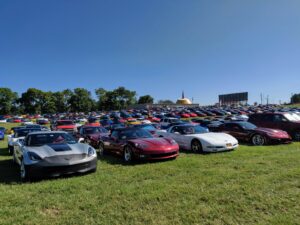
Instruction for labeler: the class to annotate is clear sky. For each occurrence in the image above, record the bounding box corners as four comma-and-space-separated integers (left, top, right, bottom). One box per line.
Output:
0, 0, 300, 105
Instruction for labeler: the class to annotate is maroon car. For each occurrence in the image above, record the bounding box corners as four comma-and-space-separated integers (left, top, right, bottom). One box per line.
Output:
249, 112, 300, 141
77, 126, 109, 149
215, 121, 291, 145
102, 127, 179, 162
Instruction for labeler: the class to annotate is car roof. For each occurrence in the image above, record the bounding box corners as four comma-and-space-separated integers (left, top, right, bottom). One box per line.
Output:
27, 131, 69, 135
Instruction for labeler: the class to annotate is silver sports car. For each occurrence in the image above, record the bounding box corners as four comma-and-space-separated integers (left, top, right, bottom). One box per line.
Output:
13, 131, 97, 181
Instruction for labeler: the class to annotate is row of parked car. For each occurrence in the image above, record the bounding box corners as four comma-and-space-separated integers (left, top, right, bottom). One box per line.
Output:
1, 105, 300, 181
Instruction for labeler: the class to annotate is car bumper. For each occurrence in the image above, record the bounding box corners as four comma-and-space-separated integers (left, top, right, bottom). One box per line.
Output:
268, 137, 292, 144
204, 144, 239, 152
26, 158, 97, 178
136, 151, 179, 160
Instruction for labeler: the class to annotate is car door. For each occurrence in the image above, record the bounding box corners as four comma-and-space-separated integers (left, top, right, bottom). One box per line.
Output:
222, 124, 245, 141
168, 126, 183, 146
104, 130, 119, 153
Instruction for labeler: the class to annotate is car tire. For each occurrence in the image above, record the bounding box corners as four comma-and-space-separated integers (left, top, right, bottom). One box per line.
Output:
20, 160, 31, 182
251, 134, 266, 146
293, 131, 300, 142
12, 151, 17, 164
191, 139, 203, 153
8, 146, 13, 155
98, 142, 105, 156
123, 145, 133, 163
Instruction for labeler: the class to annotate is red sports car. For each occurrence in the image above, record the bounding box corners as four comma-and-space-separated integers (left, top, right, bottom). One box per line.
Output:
215, 121, 292, 145
51, 120, 77, 134
102, 127, 179, 162
77, 126, 109, 149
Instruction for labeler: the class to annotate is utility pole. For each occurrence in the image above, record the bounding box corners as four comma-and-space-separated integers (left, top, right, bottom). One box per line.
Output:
260, 93, 263, 105
266, 95, 269, 105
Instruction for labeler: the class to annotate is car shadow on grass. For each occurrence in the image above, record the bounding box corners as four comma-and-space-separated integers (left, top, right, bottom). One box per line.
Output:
0, 148, 20, 184
98, 152, 177, 166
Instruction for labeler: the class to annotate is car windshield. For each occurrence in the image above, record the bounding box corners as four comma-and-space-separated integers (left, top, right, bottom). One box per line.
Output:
170, 119, 181, 123
119, 129, 153, 140
83, 127, 108, 134
57, 121, 74, 125
26, 125, 41, 129
135, 125, 155, 131
177, 125, 208, 135
284, 113, 300, 122
239, 122, 257, 130
15, 129, 41, 138
28, 133, 77, 146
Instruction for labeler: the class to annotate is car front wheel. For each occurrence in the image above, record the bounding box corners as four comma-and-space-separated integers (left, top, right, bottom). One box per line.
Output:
123, 146, 133, 163
251, 134, 266, 146
98, 142, 105, 156
20, 160, 30, 182
191, 140, 203, 153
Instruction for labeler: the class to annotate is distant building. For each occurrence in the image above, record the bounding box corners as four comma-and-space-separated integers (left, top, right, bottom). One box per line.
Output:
176, 91, 192, 105
129, 91, 198, 109
219, 92, 248, 106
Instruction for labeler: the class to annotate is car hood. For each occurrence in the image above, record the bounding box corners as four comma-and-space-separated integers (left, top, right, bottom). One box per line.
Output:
25, 143, 90, 158
255, 127, 289, 137
129, 138, 177, 150
57, 125, 75, 129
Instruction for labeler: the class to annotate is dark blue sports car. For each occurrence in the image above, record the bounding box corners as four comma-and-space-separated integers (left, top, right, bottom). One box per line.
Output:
0, 127, 5, 140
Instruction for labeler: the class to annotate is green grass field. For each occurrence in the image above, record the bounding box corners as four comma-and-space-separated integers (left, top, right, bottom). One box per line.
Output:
0, 124, 300, 225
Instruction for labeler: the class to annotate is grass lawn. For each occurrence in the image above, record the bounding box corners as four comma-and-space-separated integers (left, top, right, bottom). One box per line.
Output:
0, 127, 300, 224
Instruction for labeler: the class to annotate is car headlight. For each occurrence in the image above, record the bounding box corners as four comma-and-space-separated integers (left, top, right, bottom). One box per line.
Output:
134, 143, 148, 148
170, 139, 177, 145
28, 152, 42, 161
88, 147, 96, 157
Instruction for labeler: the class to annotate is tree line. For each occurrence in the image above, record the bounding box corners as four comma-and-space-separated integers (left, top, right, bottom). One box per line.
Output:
0, 87, 170, 114
291, 93, 300, 104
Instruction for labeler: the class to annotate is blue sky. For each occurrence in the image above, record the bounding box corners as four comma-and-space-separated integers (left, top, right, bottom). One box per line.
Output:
0, 0, 300, 105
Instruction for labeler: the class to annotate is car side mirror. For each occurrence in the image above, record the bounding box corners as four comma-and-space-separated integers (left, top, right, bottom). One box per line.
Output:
18, 139, 25, 146
78, 138, 85, 143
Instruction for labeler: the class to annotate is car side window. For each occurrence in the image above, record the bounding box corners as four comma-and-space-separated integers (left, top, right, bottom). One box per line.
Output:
225, 124, 234, 130
111, 131, 119, 139
170, 127, 177, 133
261, 114, 273, 122
273, 115, 286, 122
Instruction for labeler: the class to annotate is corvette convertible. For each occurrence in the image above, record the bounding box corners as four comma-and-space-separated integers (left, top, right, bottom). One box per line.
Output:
102, 127, 179, 162
13, 131, 97, 181
214, 121, 292, 145
157, 124, 238, 153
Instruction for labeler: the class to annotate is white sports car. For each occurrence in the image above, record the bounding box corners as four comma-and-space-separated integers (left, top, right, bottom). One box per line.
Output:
157, 124, 239, 153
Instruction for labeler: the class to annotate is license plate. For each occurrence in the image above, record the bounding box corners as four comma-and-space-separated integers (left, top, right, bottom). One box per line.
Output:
226, 143, 232, 148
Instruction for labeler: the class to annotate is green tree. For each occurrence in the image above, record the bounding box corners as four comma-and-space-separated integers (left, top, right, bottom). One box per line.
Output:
53, 89, 73, 113
157, 99, 174, 104
19, 88, 45, 114
40, 92, 56, 114
95, 87, 137, 110
69, 88, 94, 112
138, 95, 154, 104
0, 88, 18, 114
291, 93, 300, 104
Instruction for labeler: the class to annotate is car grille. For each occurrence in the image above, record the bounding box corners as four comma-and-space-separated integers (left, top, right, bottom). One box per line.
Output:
149, 151, 178, 158
39, 161, 95, 175
44, 154, 87, 164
